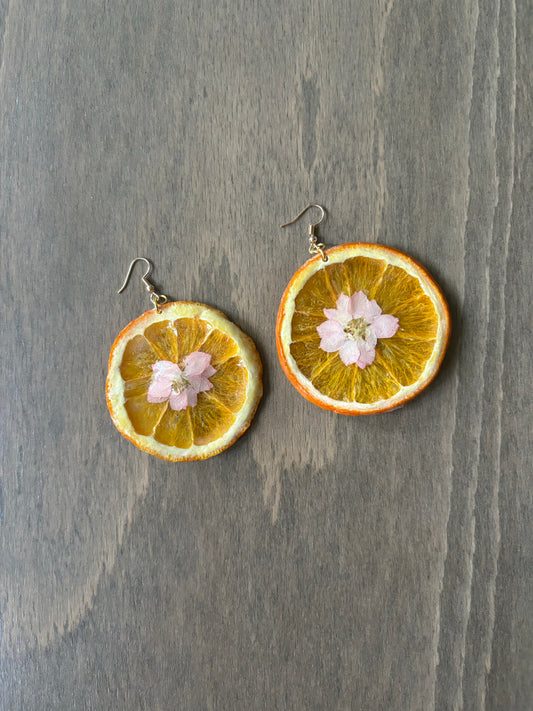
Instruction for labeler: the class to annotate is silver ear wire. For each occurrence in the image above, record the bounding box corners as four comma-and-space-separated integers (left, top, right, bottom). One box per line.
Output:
281, 204, 328, 262
118, 257, 168, 313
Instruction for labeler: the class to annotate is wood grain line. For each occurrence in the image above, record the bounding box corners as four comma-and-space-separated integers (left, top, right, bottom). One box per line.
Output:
435, 0, 508, 708
462, 1, 517, 707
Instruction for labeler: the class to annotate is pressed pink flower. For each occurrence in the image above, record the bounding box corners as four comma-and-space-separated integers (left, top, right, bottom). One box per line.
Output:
147, 351, 216, 411
317, 292, 399, 368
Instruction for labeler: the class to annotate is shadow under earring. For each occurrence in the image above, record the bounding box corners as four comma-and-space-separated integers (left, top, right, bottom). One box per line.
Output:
276, 205, 450, 414
107, 258, 262, 460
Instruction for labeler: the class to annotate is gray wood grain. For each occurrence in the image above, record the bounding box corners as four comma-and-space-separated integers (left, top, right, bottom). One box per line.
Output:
1, 0, 531, 709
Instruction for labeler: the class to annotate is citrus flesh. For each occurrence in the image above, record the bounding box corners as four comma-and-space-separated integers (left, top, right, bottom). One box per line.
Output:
107, 302, 262, 460
276, 243, 450, 414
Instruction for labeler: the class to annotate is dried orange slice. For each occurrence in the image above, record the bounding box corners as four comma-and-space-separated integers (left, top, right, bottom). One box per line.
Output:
107, 302, 262, 460
276, 243, 450, 414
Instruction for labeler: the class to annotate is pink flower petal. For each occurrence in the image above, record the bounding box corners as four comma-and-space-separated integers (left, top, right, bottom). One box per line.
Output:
169, 389, 190, 411
183, 351, 213, 376
372, 313, 399, 338
152, 360, 181, 378
349, 291, 382, 321
184, 388, 199, 408
147, 362, 179, 403
317, 321, 348, 352
317, 319, 345, 337
338, 340, 361, 366
364, 328, 378, 348
336, 293, 351, 312
147, 377, 173, 403
320, 333, 348, 352
318, 319, 343, 334
324, 293, 353, 324
347, 291, 367, 317
356, 341, 376, 368
187, 374, 214, 393
323, 308, 351, 326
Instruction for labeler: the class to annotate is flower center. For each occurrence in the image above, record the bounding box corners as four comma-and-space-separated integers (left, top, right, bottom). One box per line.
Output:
344, 317, 369, 341
171, 372, 190, 395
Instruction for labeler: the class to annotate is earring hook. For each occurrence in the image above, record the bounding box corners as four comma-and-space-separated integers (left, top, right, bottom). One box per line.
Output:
117, 257, 168, 313
118, 257, 153, 294
281, 204, 328, 262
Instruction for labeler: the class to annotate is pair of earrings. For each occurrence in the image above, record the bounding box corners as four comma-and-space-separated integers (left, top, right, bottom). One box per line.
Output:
106, 204, 450, 461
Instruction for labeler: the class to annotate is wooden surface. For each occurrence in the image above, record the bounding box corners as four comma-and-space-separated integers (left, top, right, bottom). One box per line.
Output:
1, 1, 531, 709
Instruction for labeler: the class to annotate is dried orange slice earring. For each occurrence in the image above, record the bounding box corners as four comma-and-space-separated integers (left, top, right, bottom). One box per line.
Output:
276, 205, 450, 414
107, 258, 262, 460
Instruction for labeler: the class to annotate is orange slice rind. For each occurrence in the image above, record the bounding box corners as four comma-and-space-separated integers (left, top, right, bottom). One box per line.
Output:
276, 243, 450, 414
107, 302, 262, 460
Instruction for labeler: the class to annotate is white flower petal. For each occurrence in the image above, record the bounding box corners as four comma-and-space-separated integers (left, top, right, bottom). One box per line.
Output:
365, 328, 378, 348
337, 293, 351, 311
356, 342, 376, 368
317, 319, 344, 337
317, 323, 348, 352
372, 314, 399, 338
338, 340, 361, 366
